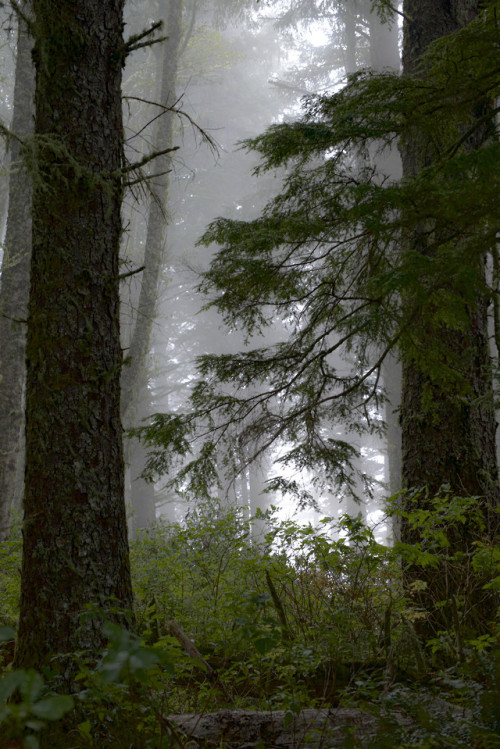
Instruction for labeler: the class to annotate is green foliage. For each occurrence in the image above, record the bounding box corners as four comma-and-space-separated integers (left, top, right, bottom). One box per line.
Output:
0, 512, 22, 631
135, 1, 500, 504
0, 499, 499, 745
0, 668, 74, 748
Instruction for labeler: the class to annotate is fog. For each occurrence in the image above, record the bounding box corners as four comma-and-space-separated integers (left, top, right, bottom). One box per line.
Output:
117, 0, 402, 542
0, 0, 402, 542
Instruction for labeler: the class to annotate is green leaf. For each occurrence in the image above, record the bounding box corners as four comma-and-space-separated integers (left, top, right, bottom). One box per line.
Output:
23, 736, 39, 749
78, 719, 92, 740
0, 625, 15, 643
31, 694, 74, 720
20, 671, 44, 705
0, 670, 28, 703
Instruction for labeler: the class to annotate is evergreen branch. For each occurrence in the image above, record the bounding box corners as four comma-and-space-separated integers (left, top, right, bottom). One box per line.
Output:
123, 21, 166, 56
124, 95, 219, 156
444, 103, 500, 160
123, 170, 172, 188
117, 146, 179, 177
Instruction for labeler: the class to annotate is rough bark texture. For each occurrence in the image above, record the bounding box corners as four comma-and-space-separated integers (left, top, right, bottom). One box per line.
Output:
401, 0, 499, 503
15, 0, 133, 670
399, 0, 499, 625
0, 8, 34, 542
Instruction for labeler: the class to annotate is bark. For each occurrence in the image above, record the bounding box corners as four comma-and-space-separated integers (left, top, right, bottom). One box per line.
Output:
15, 0, 133, 670
399, 0, 500, 626
0, 7, 34, 542
401, 0, 499, 503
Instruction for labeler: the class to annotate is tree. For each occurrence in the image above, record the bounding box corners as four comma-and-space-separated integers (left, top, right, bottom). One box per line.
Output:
137, 2, 500, 620
14, 0, 133, 670
397, 0, 500, 627
399, 2, 499, 504
121, 0, 184, 535
0, 4, 34, 542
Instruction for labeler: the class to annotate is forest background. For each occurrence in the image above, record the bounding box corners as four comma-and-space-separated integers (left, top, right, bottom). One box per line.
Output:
0, 0, 499, 747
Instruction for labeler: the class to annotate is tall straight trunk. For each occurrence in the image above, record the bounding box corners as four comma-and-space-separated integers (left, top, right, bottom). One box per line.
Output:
367, 5, 402, 536
129, 395, 157, 534
0, 7, 34, 542
249, 452, 273, 540
121, 0, 182, 418
15, 0, 133, 670
399, 0, 499, 627
121, 0, 184, 533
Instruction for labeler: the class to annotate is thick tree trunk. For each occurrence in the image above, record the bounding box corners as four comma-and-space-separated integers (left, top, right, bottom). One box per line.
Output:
15, 0, 133, 670
0, 7, 34, 542
399, 0, 499, 626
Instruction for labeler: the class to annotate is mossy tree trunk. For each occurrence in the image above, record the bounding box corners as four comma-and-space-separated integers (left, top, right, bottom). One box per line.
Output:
0, 6, 34, 542
400, 0, 500, 628
15, 0, 133, 670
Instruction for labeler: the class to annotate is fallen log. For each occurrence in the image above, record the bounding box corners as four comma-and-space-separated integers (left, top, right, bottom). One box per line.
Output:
166, 706, 406, 747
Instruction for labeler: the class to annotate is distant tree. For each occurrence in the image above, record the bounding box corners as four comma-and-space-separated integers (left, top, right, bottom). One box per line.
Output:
121, 0, 184, 535
14, 0, 133, 670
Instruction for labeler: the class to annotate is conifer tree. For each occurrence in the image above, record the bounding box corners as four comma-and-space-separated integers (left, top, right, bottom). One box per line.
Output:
15, 0, 133, 669
137, 3, 500, 625
397, 0, 500, 628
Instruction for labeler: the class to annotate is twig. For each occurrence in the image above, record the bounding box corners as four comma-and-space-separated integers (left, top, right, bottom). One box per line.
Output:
119, 265, 145, 281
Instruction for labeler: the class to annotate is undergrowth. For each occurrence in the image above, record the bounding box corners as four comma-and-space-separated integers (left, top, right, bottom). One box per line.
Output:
0, 496, 499, 747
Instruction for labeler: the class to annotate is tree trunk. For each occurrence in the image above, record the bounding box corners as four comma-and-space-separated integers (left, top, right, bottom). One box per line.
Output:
15, 0, 133, 671
0, 6, 34, 542
129, 392, 157, 535
399, 0, 500, 627
249, 451, 273, 541
121, 0, 182, 421
121, 0, 184, 535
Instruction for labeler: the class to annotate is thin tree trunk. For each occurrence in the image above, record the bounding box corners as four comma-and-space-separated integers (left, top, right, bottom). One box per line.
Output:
121, 0, 183, 421
130, 394, 157, 534
366, 9, 402, 537
121, 0, 184, 535
249, 452, 273, 540
15, 0, 133, 670
0, 6, 34, 542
